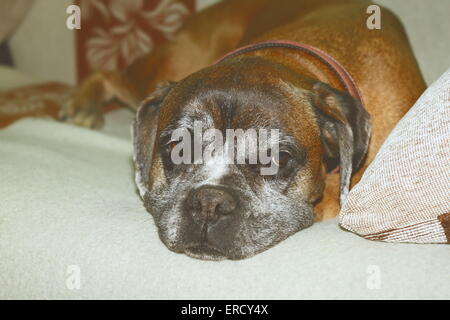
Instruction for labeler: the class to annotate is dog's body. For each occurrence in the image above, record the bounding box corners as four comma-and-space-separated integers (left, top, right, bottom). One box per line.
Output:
62, 0, 426, 259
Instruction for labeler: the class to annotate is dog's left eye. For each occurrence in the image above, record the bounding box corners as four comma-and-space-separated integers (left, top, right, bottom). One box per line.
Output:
273, 151, 292, 168
272, 151, 292, 169
247, 150, 294, 176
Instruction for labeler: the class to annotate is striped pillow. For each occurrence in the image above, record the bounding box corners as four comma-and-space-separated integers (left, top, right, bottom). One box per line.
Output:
339, 68, 450, 243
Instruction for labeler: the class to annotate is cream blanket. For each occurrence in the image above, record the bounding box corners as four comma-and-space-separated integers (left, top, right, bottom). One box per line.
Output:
0, 113, 449, 299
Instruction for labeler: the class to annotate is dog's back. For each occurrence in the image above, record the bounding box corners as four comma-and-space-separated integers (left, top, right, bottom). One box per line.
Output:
240, 0, 425, 152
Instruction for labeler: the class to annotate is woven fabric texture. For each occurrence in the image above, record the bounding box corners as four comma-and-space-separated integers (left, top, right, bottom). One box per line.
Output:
339, 68, 450, 243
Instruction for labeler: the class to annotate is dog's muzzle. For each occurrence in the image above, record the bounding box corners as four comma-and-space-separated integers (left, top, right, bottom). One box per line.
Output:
180, 185, 241, 259
187, 185, 238, 226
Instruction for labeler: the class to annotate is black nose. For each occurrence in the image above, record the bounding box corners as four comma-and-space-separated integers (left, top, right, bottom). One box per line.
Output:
189, 186, 237, 224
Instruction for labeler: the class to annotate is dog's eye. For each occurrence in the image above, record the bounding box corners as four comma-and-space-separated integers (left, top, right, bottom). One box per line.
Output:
166, 140, 182, 154
167, 141, 178, 151
273, 151, 292, 168
162, 140, 182, 172
247, 150, 294, 176
164, 139, 194, 166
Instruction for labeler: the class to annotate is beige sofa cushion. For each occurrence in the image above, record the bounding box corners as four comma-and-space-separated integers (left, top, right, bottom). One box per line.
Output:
9, 0, 76, 84
0, 0, 33, 42
339, 68, 450, 243
1, 115, 449, 299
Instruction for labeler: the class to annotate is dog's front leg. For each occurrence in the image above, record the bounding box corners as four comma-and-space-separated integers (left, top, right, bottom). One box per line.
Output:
314, 172, 340, 221
59, 70, 141, 129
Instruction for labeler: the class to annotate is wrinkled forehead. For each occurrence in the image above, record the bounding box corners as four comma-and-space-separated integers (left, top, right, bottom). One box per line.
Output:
157, 59, 320, 149
160, 85, 290, 134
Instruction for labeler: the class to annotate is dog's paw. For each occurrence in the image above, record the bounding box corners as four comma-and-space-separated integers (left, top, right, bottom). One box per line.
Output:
59, 98, 105, 129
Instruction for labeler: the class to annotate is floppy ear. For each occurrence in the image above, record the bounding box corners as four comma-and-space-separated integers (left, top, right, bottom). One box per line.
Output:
311, 82, 371, 205
132, 82, 175, 199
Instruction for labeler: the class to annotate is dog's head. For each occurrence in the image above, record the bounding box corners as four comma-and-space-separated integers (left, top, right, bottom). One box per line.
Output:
133, 56, 370, 260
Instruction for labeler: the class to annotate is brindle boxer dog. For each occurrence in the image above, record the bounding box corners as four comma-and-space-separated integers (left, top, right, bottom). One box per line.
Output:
60, 0, 426, 260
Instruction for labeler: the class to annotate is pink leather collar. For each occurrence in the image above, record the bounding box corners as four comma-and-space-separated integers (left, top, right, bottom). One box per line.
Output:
215, 40, 365, 109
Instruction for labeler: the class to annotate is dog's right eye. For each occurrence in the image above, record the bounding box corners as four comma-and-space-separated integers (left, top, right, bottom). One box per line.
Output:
167, 141, 179, 152
161, 140, 181, 172
162, 138, 195, 169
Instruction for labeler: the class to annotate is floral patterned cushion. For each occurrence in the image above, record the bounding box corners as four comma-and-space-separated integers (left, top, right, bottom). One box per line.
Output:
76, 0, 195, 81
